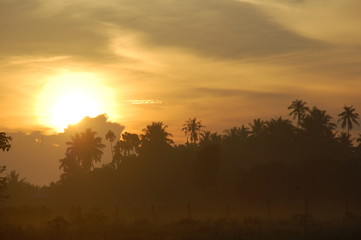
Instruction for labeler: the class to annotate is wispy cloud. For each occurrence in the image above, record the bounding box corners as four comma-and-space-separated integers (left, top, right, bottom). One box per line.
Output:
193, 87, 290, 99
126, 100, 162, 105
237, 0, 361, 46
0, 0, 322, 63
8, 56, 70, 65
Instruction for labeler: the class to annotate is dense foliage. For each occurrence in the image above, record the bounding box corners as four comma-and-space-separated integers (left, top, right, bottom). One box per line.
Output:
2, 101, 361, 234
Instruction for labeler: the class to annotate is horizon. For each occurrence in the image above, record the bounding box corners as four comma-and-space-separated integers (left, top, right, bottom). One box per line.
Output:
1, 100, 361, 186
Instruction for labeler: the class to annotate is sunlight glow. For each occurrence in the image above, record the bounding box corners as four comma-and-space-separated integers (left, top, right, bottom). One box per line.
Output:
36, 72, 116, 132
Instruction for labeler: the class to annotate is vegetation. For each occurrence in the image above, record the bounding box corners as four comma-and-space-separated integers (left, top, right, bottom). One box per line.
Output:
2, 100, 361, 239
338, 105, 360, 135
0, 132, 12, 152
288, 99, 309, 128
182, 117, 205, 144
105, 130, 116, 158
59, 128, 105, 179
0, 132, 12, 200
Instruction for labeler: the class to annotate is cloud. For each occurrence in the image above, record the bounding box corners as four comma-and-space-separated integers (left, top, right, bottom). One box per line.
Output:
237, 0, 361, 46
125, 100, 162, 105
0, 0, 112, 62
2, 115, 124, 185
99, 0, 322, 59
0, 0, 322, 63
193, 87, 291, 99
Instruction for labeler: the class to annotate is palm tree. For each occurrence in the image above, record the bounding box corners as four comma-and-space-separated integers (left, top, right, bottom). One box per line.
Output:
65, 128, 105, 172
249, 118, 266, 137
105, 130, 116, 157
4, 170, 32, 201
199, 131, 222, 146
288, 99, 310, 128
115, 139, 133, 158
265, 117, 295, 139
59, 153, 82, 178
141, 122, 174, 146
111, 132, 140, 169
112, 141, 123, 169
301, 107, 336, 139
6, 170, 26, 185
181, 117, 205, 144
223, 125, 250, 142
139, 122, 174, 158
336, 132, 354, 151
337, 105, 359, 136
121, 132, 140, 155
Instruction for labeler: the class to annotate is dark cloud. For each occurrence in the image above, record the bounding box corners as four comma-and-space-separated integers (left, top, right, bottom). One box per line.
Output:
0, 0, 323, 62
63, 114, 124, 140
100, 0, 323, 59
1, 115, 124, 185
0, 0, 112, 61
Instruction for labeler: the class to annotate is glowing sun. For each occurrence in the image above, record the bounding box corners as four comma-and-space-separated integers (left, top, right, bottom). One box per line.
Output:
36, 72, 116, 132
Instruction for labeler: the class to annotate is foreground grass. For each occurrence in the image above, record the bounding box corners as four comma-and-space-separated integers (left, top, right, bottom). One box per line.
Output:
1, 209, 361, 240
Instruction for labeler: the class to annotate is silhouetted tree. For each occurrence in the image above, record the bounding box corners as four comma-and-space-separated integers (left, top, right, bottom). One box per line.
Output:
6, 170, 26, 185
59, 153, 82, 179
223, 125, 249, 144
182, 117, 205, 144
336, 132, 354, 157
194, 143, 221, 191
264, 117, 296, 161
194, 130, 222, 192
105, 130, 116, 157
5, 170, 29, 198
249, 118, 266, 137
117, 140, 131, 157
288, 99, 309, 128
199, 131, 222, 147
3, 170, 39, 206
121, 132, 140, 156
112, 141, 123, 169
0, 132, 11, 200
301, 107, 336, 139
266, 117, 295, 138
0, 132, 12, 152
61, 128, 105, 175
0, 167, 6, 201
6, 101, 361, 218
299, 107, 337, 159
141, 122, 173, 149
111, 132, 140, 169
337, 105, 359, 136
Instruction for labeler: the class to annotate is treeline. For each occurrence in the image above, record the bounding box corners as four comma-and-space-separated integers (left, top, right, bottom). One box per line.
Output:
2, 100, 361, 219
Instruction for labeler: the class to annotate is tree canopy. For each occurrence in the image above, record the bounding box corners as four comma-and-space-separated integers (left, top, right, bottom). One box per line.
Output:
60, 128, 105, 178
338, 105, 359, 135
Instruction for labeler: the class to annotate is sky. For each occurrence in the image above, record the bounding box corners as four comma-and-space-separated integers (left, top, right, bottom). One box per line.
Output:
1, 0, 361, 184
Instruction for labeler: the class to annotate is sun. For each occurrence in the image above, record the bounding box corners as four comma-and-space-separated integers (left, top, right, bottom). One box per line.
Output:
36, 72, 116, 132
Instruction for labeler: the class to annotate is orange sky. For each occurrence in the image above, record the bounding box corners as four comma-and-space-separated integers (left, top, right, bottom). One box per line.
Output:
1, 0, 361, 184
